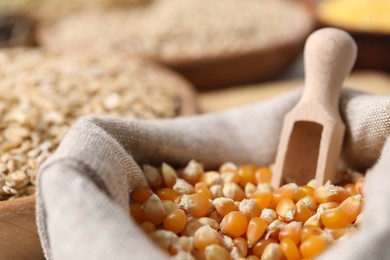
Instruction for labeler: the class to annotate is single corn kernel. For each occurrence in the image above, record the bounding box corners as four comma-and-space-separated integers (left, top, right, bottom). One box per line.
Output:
180, 193, 211, 218
140, 221, 156, 233
233, 237, 248, 257
325, 224, 357, 240
339, 195, 363, 222
142, 194, 165, 225
218, 233, 234, 251
306, 179, 318, 189
162, 200, 177, 217
245, 182, 258, 198
239, 199, 262, 221
219, 162, 238, 173
221, 171, 240, 184
209, 209, 223, 223
254, 167, 273, 184
321, 207, 349, 229
213, 197, 238, 217
276, 198, 296, 222
131, 187, 153, 204
143, 165, 162, 189
272, 183, 298, 207
198, 217, 219, 230
294, 200, 314, 223
304, 213, 323, 228
195, 182, 214, 199
181, 219, 204, 237
129, 203, 143, 224
318, 201, 339, 211
204, 244, 231, 260
209, 184, 223, 198
260, 208, 277, 225
294, 185, 315, 201
300, 225, 324, 241
163, 208, 187, 234
344, 183, 359, 196
252, 238, 278, 258
150, 230, 178, 251
261, 243, 282, 260
200, 171, 222, 187
299, 235, 330, 258
280, 238, 301, 260
161, 162, 178, 188
173, 178, 195, 195
183, 160, 203, 184
194, 225, 220, 251
298, 195, 318, 211
170, 236, 194, 254
230, 246, 242, 259
265, 219, 287, 240
246, 217, 267, 248
238, 164, 258, 188
222, 183, 245, 201
251, 183, 273, 209
220, 211, 248, 238
156, 188, 179, 202
278, 222, 302, 245
313, 181, 349, 204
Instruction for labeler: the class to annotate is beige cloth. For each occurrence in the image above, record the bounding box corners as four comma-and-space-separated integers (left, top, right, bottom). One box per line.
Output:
36, 88, 390, 260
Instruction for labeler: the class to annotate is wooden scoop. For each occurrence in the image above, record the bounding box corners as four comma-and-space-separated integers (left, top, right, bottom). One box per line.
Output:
272, 28, 357, 188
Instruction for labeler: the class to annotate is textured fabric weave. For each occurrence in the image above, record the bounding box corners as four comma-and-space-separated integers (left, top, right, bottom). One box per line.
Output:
36, 88, 390, 260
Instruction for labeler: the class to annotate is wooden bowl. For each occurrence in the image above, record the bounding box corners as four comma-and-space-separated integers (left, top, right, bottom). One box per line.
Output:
0, 59, 197, 259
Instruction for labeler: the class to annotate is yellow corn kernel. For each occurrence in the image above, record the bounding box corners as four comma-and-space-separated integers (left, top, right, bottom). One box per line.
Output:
298, 195, 318, 211
198, 217, 219, 230
170, 236, 194, 255
252, 238, 278, 258
339, 195, 363, 223
344, 183, 359, 196
204, 244, 231, 260
219, 162, 238, 173
299, 235, 330, 258
183, 160, 203, 184
280, 238, 301, 260
129, 203, 143, 224
209, 184, 223, 198
161, 162, 177, 188
195, 182, 214, 199
181, 219, 203, 237
221, 171, 240, 184
276, 198, 296, 222
260, 208, 277, 225
250, 183, 273, 209
304, 213, 323, 228
254, 167, 273, 184
156, 188, 179, 202
355, 178, 364, 195
233, 237, 248, 257
222, 183, 245, 201
142, 194, 165, 225
294, 200, 314, 223
194, 225, 220, 251
321, 207, 349, 229
200, 171, 222, 187
220, 211, 248, 238
278, 221, 302, 245
238, 164, 258, 188
143, 165, 162, 189
239, 199, 262, 221
162, 200, 177, 217
140, 221, 156, 233
318, 201, 339, 212
179, 193, 211, 218
265, 219, 287, 240
150, 230, 179, 251
213, 197, 238, 217
300, 225, 324, 242
294, 185, 315, 201
272, 183, 298, 207
163, 208, 187, 234
209, 209, 223, 223
313, 181, 349, 204
245, 182, 257, 198
246, 217, 267, 248
130, 186, 153, 205
173, 178, 195, 195
325, 224, 357, 240
261, 243, 282, 260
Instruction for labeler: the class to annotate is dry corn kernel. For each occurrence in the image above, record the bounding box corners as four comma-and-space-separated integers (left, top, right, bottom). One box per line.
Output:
233, 237, 248, 257
163, 208, 187, 234
298, 195, 318, 211
239, 199, 262, 221
221, 171, 240, 184
183, 160, 203, 184
272, 183, 298, 207
276, 198, 296, 222
318, 201, 339, 211
321, 207, 349, 229
129, 203, 143, 224
294, 200, 314, 223
245, 182, 258, 198
200, 171, 222, 187
173, 178, 195, 195
213, 197, 238, 217
246, 217, 267, 248
313, 182, 349, 204
156, 187, 179, 202
238, 164, 258, 188
344, 183, 359, 196
222, 183, 245, 201
143, 165, 162, 189
278, 222, 302, 245
218, 233, 234, 251
131, 186, 153, 204
325, 224, 357, 240
254, 167, 273, 184
194, 225, 220, 251
266, 219, 287, 240
198, 217, 219, 230
280, 238, 301, 260
179, 193, 211, 218
219, 162, 238, 173
294, 185, 315, 202
140, 221, 156, 233
209, 209, 223, 223
247, 255, 260, 260
220, 211, 248, 238
171, 236, 194, 254
339, 195, 363, 223
162, 200, 177, 217
304, 213, 323, 228
252, 238, 278, 258
251, 184, 273, 209
161, 162, 178, 188
355, 178, 364, 195
261, 243, 282, 260
300, 225, 324, 242
142, 194, 165, 225
204, 244, 231, 260
195, 182, 214, 199
150, 230, 178, 251
299, 235, 330, 258
209, 184, 223, 198
260, 208, 277, 225
181, 219, 203, 237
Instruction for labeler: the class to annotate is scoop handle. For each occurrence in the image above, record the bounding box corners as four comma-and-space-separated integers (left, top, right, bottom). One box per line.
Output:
301, 28, 357, 112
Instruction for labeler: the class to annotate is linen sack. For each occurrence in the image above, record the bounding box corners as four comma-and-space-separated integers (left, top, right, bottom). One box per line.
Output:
36, 88, 390, 260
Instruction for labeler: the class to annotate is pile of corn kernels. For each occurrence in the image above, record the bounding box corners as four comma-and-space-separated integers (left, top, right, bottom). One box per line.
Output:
130, 160, 364, 260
